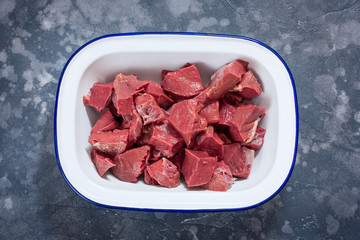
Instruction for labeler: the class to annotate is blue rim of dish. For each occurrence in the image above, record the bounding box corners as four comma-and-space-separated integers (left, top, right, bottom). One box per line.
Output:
54, 32, 299, 212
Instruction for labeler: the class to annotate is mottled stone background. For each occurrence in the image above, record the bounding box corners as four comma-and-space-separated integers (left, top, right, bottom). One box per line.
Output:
1, 0, 359, 239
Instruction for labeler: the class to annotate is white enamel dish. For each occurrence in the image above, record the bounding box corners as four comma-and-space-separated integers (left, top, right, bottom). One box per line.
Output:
54, 33, 298, 211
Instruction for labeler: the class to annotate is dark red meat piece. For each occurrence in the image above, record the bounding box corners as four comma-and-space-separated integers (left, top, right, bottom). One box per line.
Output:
88, 129, 128, 156
205, 60, 248, 100
145, 158, 180, 188
137, 124, 153, 146
144, 168, 159, 185
144, 81, 174, 109
181, 149, 217, 187
90, 150, 115, 176
161, 63, 192, 80
217, 132, 232, 144
91, 110, 119, 134
169, 149, 185, 171
161, 64, 203, 101
243, 127, 266, 150
134, 93, 166, 125
169, 99, 207, 146
232, 70, 262, 100
83, 82, 113, 112
218, 99, 237, 127
223, 143, 255, 178
201, 161, 235, 191
223, 92, 243, 106
148, 120, 184, 158
228, 104, 266, 143
193, 126, 224, 159
111, 145, 151, 182
198, 100, 220, 124
112, 74, 136, 115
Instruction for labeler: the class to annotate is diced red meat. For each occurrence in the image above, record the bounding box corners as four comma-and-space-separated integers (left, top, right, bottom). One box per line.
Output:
217, 132, 232, 144
144, 81, 174, 109
232, 70, 262, 100
193, 126, 224, 159
90, 150, 115, 176
161, 64, 203, 101
90, 110, 119, 134
148, 120, 184, 158
111, 145, 151, 182
145, 158, 180, 188
218, 99, 237, 127
228, 104, 266, 143
137, 124, 153, 146
169, 149, 185, 171
198, 100, 220, 124
134, 93, 166, 125
108, 102, 121, 117
161, 63, 192, 80
223, 143, 255, 178
244, 127, 266, 150
88, 129, 129, 156
205, 60, 248, 100
112, 73, 136, 115
169, 99, 207, 146
223, 92, 243, 106
121, 109, 143, 146
144, 168, 159, 185
83, 82, 113, 112
201, 161, 235, 191
181, 149, 217, 187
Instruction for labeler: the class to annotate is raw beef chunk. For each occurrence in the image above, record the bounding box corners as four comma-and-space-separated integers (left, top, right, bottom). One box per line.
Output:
228, 104, 266, 143
90, 150, 115, 176
244, 127, 266, 150
88, 129, 129, 156
193, 126, 224, 159
205, 60, 248, 100
144, 81, 174, 109
201, 161, 235, 191
145, 158, 180, 188
111, 145, 151, 182
217, 132, 232, 144
148, 120, 184, 158
181, 149, 217, 187
90, 110, 119, 134
169, 99, 207, 146
223, 92, 243, 106
198, 100, 220, 124
112, 73, 136, 115
169, 149, 185, 171
218, 99, 237, 127
83, 82, 113, 112
121, 108, 143, 146
232, 70, 262, 100
161, 64, 203, 101
223, 143, 255, 178
134, 93, 166, 125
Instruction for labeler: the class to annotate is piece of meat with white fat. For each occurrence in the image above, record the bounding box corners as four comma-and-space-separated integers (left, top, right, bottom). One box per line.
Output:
90, 150, 116, 176
90, 110, 119, 134
201, 161, 235, 191
169, 99, 207, 146
232, 70, 262, 100
88, 129, 128, 156
134, 93, 166, 125
181, 149, 217, 187
148, 120, 184, 159
161, 64, 203, 101
83, 82, 113, 112
111, 145, 151, 182
228, 104, 266, 143
193, 126, 224, 159
223, 143, 255, 178
243, 127, 266, 150
144, 158, 180, 188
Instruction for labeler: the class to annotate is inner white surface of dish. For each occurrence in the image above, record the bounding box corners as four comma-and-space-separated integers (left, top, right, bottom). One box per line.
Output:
56, 34, 297, 210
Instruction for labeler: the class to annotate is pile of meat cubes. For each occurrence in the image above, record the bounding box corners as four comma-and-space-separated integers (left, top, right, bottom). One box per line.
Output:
83, 60, 266, 191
